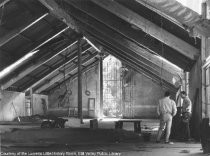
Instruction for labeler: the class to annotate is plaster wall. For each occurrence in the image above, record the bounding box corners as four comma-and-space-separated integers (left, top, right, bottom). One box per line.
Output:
0, 90, 25, 121
123, 71, 171, 119
32, 94, 48, 115
48, 65, 99, 118
48, 62, 176, 119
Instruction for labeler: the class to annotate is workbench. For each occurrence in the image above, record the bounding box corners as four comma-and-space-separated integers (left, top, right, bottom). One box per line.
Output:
115, 119, 142, 133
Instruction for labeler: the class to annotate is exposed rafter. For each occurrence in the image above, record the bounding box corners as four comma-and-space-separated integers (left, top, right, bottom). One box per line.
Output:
138, 0, 210, 37
0, 0, 10, 7
91, 0, 200, 60
0, 40, 79, 90
89, 31, 175, 85
26, 74, 39, 80
0, 26, 69, 81
44, 58, 99, 94
0, 0, 190, 94
42, 64, 55, 70
66, 0, 184, 74
0, 49, 14, 61
0, 13, 49, 47
34, 52, 98, 93
24, 45, 93, 92
58, 3, 178, 86
134, 0, 184, 29
85, 34, 177, 93
38, 0, 79, 32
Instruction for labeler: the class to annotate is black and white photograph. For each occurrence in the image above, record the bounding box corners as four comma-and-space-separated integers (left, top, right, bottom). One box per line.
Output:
0, 0, 209, 155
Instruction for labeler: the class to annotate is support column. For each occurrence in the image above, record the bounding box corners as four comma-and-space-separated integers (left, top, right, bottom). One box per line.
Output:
99, 52, 103, 118
29, 88, 33, 116
77, 38, 83, 123
185, 72, 189, 96
201, 2, 209, 118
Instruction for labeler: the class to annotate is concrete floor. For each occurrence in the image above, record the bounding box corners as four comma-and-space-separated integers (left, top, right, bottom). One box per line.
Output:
72, 142, 203, 156
0, 118, 207, 156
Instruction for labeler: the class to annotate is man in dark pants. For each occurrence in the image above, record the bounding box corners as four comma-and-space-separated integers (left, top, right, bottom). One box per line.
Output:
180, 91, 192, 141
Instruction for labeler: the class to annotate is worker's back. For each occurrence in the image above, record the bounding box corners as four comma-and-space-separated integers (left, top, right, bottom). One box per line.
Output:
158, 97, 177, 116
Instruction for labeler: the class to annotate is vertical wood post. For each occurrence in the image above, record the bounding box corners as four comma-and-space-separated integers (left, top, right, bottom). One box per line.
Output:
185, 72, 189, 96
78, 38, 83, 123
30, 88, 33, 116
99, 53, 103, 117
201, 2, 209, 118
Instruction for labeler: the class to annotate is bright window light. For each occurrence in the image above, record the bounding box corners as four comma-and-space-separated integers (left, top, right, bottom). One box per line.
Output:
0, 50, 39, 79
83, 36, 101, 52
156, 55, 182, 71
176, 0, 202, 14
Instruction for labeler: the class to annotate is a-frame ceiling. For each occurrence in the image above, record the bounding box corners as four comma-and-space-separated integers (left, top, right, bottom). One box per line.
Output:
0, 0, 203, 94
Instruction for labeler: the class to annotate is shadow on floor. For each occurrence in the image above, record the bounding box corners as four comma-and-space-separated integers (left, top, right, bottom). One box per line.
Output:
0, 118, 205, 156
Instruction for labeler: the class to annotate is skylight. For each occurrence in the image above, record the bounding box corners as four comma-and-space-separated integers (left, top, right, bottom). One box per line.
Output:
176, 0, 202, 14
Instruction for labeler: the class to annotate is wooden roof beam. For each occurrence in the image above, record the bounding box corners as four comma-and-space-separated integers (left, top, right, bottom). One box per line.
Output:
134, 0, 184, 29
0, 0, 10, 7
24, 45, 93, 92
63, 5, 178, 85
86, 28, 173, 83
85, 33, 176, 91
0, 26, 69, 81
1, 39, 79, 90
34, 52, 98, 93
86, 30, 176, 88
45, 58, 99, 94
66, 0, 185, 73
88, 35, 177, 92
42, 64, 55, 70
0, 13, 49, 47
91, 0, 200, 60
0, 49, 14, 62
26, 74, 39, 80
58, 53, 68, 59
20, 44, 92, 91
38, 0, 79, 32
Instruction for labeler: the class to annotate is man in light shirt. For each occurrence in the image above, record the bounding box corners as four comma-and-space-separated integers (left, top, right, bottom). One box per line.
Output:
156, 91, 177, 144
180, 91, 192, 141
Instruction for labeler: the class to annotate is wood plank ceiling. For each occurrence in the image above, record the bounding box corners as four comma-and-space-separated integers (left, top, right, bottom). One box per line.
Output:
0, 0, 202, 94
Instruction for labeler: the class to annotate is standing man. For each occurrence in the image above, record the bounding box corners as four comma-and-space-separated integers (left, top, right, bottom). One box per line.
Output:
156, 91, 177, 144
180, 91, 192, 141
